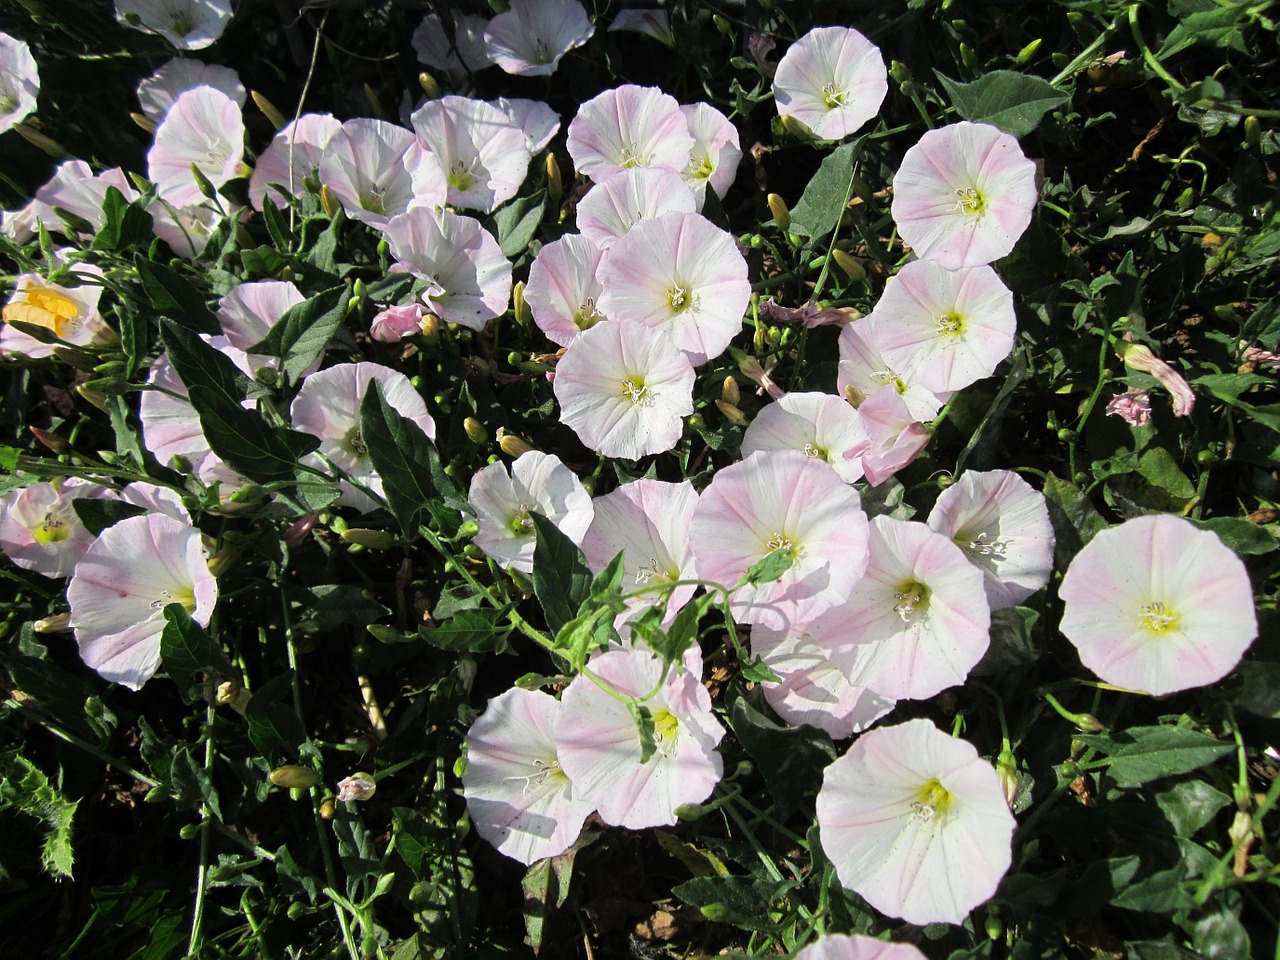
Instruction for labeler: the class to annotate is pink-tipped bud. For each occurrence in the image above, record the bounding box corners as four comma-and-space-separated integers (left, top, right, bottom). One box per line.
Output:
1120, 342, 1195, 417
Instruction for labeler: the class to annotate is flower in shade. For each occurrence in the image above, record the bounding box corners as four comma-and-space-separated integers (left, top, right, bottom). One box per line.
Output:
525, 233, 607, 346
67, 513, 219, 690
0, 32, 39, 134
857, 386, 932, 487
679, 102, 742, 204
319, 118, 446, 230
147, 86, 245, 208
1, 261, 110, 359
837, 317, 947, 422
290, 362, 437, 513
795, 934, 928, 960
1059, 514, 1257, 696
817, 719, 1014, 925
1120, 341, 1195, 417
33, 161, 139, 237
823, 516, 990, 701
0, 479, 114, 579
369, 303, 425, 343
576, 167, 697, 250
608, 10, 672, 47
137, 57, 244, 121
462, 688, 596, 865
383, 207, 512, 330
927, 469, 1055, 611
567, 85, 693, 183
557, 646, 724, 829
772, 26, 887, 141
411, 11, 493, 81
467, 451, 593, 575
691, 450, 870, 631
740, 391, 870, 484
249, 113, 342, 212
553, 320, 695, 460
1105, 387, 1153, 427
484, 0, 594, 77
216, 279, 305, 354
411, 95, 532, 213
871, 260, 1017, 394
115, 0, 233, 49
597, 211, 749, 366
892, 121, 1038, 269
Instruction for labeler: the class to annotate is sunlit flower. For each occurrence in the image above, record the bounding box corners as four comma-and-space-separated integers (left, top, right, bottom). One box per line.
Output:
816, 718, 1015, 925
927, 469, 1055, 611
525, 233, 607, 346
0, 479, 114, 579
795, 934, 928, 960
411, 11, 493, 82
137, 57, 244, 121
857, 386, 932, 487
369, 303, 425, 343
148, 197, 239, 260
484, 0, 594, 77
892, 121, 1038, 269
319, 118, 446, 230
216, 279, 305, 354
248, 113, 342, 212
411, 95, 532, 213
824, 516, 990, 701
121, 481, 190, 523
871, 260, 1017, 394
1105, 387, 1153, 427
1, 261, 109, 359
115, 0, 233, 50
740, 391, 870, 484
494, 97, 561, 152
289, 362, 436, 513
462, 688, 596, 865
691, 450, 870, 631
608, 10, 672, 47
147, 86, 245, 208
597, 211, 749, 365
33, 161, 139, 237
772, 26, 887, 141
837, 317, 947, 422
1120, 341, 1196, 417
576, 167, 698, 249
567, 85, 693, 184
67, 513, 219, 690
383, 207, 512, 330
467, 451, 593, 575
557, 646, 724, 829
1059, 514, 1258, 696
679, 102, 742, 204
0, 32, 39, 134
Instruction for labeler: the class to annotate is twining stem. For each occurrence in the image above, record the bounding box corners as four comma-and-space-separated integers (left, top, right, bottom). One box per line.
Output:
187, 701, 216, 958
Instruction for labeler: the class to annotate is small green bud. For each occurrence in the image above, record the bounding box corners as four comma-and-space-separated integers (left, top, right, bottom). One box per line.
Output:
269, 765, 319, 790
545, 153, 562, 204
340, 528, 400, 550
463, 417, 488, 444
960, 42, 978, 70
251, 91, 287, 130
1015, 39, 1042, 65
831, 249, 866, 282
93, 360, 127, 377
180, 823, 201, 840
766, 193, 790, 232
889, 60, 912, 85
418, 71, 441, 100
1244, 116, 1262, 147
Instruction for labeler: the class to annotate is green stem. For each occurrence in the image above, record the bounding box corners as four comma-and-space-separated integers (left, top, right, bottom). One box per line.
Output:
187, 701, 216, 958
1128, 2, 1186, 94
7, 699, 157, 786
1049, 13, 1125, 87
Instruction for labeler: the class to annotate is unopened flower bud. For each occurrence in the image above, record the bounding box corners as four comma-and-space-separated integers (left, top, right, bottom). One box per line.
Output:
51, 346, 100, 371
843, 384, 867, 408
29, 426, 69, 454
269, 765, 319, 790
336, 772, 377, 802
130, 112, 157, 134
996, 747, 1018, 810
545, 153, 562, 204
1016, 38, 1042, 65
417, 71, 441, 100
779, 114, 811, 139
831, 248, 866, 282
34, 612, 72, 633
1230, 809, 1254, 877
13, 122, 70, 158
889, 60, 912, 85
497, 429, 534, 458
362, 82, 386, 120
1244, 116, 1262, 148
319, 797, 336, 819
319, 185, 342, 219
75, 383, 111, 413
216, 680, 252, 715
721, 376, 740, 406
418, 312, 440, 343
959, 42, 978, 69
715, 399, 748, 425
512, 280, 531, 326
341, 528, 401, 550
82, 376, 133, 397
766, 193, 790, 231
251, 90, 287, 130
463, 417, 488, 444
370, 303, 423, 343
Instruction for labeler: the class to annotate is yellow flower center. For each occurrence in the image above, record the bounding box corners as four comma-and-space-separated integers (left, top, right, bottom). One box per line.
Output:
821, 82, 848, 109
955, 186, 986, 216
621, 375, 652, 406
619, 141, 649, 169
508, 503, 535, 537
3, 286, 82, 339
32, 508, 73, 545
575, 297, 603, 331
448, 161, 475, 192
1139, 600, 1179, 635
911, 778, 954, 822
802, 441, 830, 463
652, 708, 680, 742
150, 586, 197, 613
893, 580, 930, 622
666, 282, 692, 312
936, 311, 965, 338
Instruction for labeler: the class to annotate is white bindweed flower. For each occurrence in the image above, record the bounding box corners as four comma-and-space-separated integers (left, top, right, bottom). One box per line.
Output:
411, 95, 532, 213
115, 0, 233, 50
319, 118, 446, 230
1, 261, 110, 359
773, 26, 887, 141
248, 113, 342, 212
484, 0, 594, 77
0, 479, 115, 579
524, 233, 608, 346
147, 85, 245, 208
576, 167, 698, 249
0, 32, 40, 134
567, 85, 693, 183
137, 57, 244, 121
679, 102, 742, 204
740, 391, 870, 484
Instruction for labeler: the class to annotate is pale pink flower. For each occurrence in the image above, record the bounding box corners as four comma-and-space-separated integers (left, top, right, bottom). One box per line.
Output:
567, 85, 693, 184
493, 98, 561, 153
0, 479, 114, 579
0, 32, 39, 134
691, 450, 870, 631
1059, 514, 1258, 696
147, 86, 245, 208
679, 103, 742, 204
796, 934, 928, 960
148, 197, 239, 259
837, 317, 948, 422
557, 646, 724, 829
137, 57, 244, 121
858, 386, 932, 487
927, 470, 1055, 611
1105, 387, 1153, 427
121, 482, 190, 523
823, 516, 990, 701
319, 118, 446, 230
33, 161, 139, 236
290, 362, 436, 513
576, 167, 698, 249
553, 320, 695, 460
1, 262, 109, 359
1242, 343, 1280, 371
411, 12, 493, 81
772, 26, 887, 141
525, 233, 607, 346
462, 688, 595, 865
749, 32, 777, 77
1, 202, 36, 244
68, 513, 219, 690
369, 303, 425, 343
740, 391, 870, 484
115, 0, 233, 50
383, 207, 512, 330
248, 113, 342, 211
597, 211, 749, 366
892, 121, 1038, 269
335, 773, 376, 803
411, 95, 532, 213
871, 260, 1017, 394
216, 280, 305, 354
467, 451, 593, 575
816, 718, 1015, 925
484, 0, 594, 77
608, 10, 673, 46
1120, 342, 1196, 417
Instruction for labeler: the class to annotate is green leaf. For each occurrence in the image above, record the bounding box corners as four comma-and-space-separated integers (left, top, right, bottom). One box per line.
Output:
1159, 5, 1251, 58
159, 318, 321, 484
1043, 473, 1108, 569
0, 750, 79, 878
744, 546, 794, 585
1137, 446, 1195, 499
672, 876, 794, 933
789, 140, 859, 239
249, 285, 346, 384
936, 70, 1070, 137
729, 694, 835, 816
629, 702, 657, 764
92, 186, 153, 252
588, 550, 626, 606
290, 584, 390, 636
1153, 780, 1231, 838
71, 497, 148, 536
160, 604, 233, 703
552, 607, 614, 672
134, 256, 220, 334
654, 592, 718, 664
491, 190, 546, 258
530, 512, 593, 636
1232, 661, 1280, 719
1077, 726, 1234, 788
420, 609, 513, 654
244, 672, 309, 762
1189, 517, 1277, 556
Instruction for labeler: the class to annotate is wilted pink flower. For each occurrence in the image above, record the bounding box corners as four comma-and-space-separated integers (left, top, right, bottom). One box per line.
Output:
33, 161, 139, 237
249, 113, 342, 211
554, 320, 695, 459
741, 391, 869, 484
462, 688, 595, 865
115, 0, 233, 49
927, 470, 1055, 611
0, 479, 114, 579
1241, 343, 1280, 371
576, 167, 697, 249
871, 260, 1017, 394
691, 450, 870, 631
608, 10, 673, 46
383, 207, 512, 330
68, 513, 219, 690
467, 451, 593, 575
335, 773, 376, 803
525, 233, 607, 346
1105, 387, 1153, 427
837, 318, 947, 422
484, 0, 594, 77
773, 26, 887, 141
1120, 342, 1195, 417
736, 351, 786, 400
411, 11, 493, 81
795, 934, 928, 960
0, 32, 39, 134
1059, 514, 1257, 696
597, 211, 749, 365
892, 121, 1038, 269
760, 299, 856, 329
858, 386, 932, 487
216, 280, 305, 354
319, 118, 446, 230
567, 85, 693, 183
816, 718, 1015, 925
369, 303, 425, 343
147, 86, 245, 208
137, 57, 244, 121
411, 96, 532, 213
748, 32, 777, 76
680, 103, 742, 204
1, 261, 109, 359
557, 646, 724, 829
